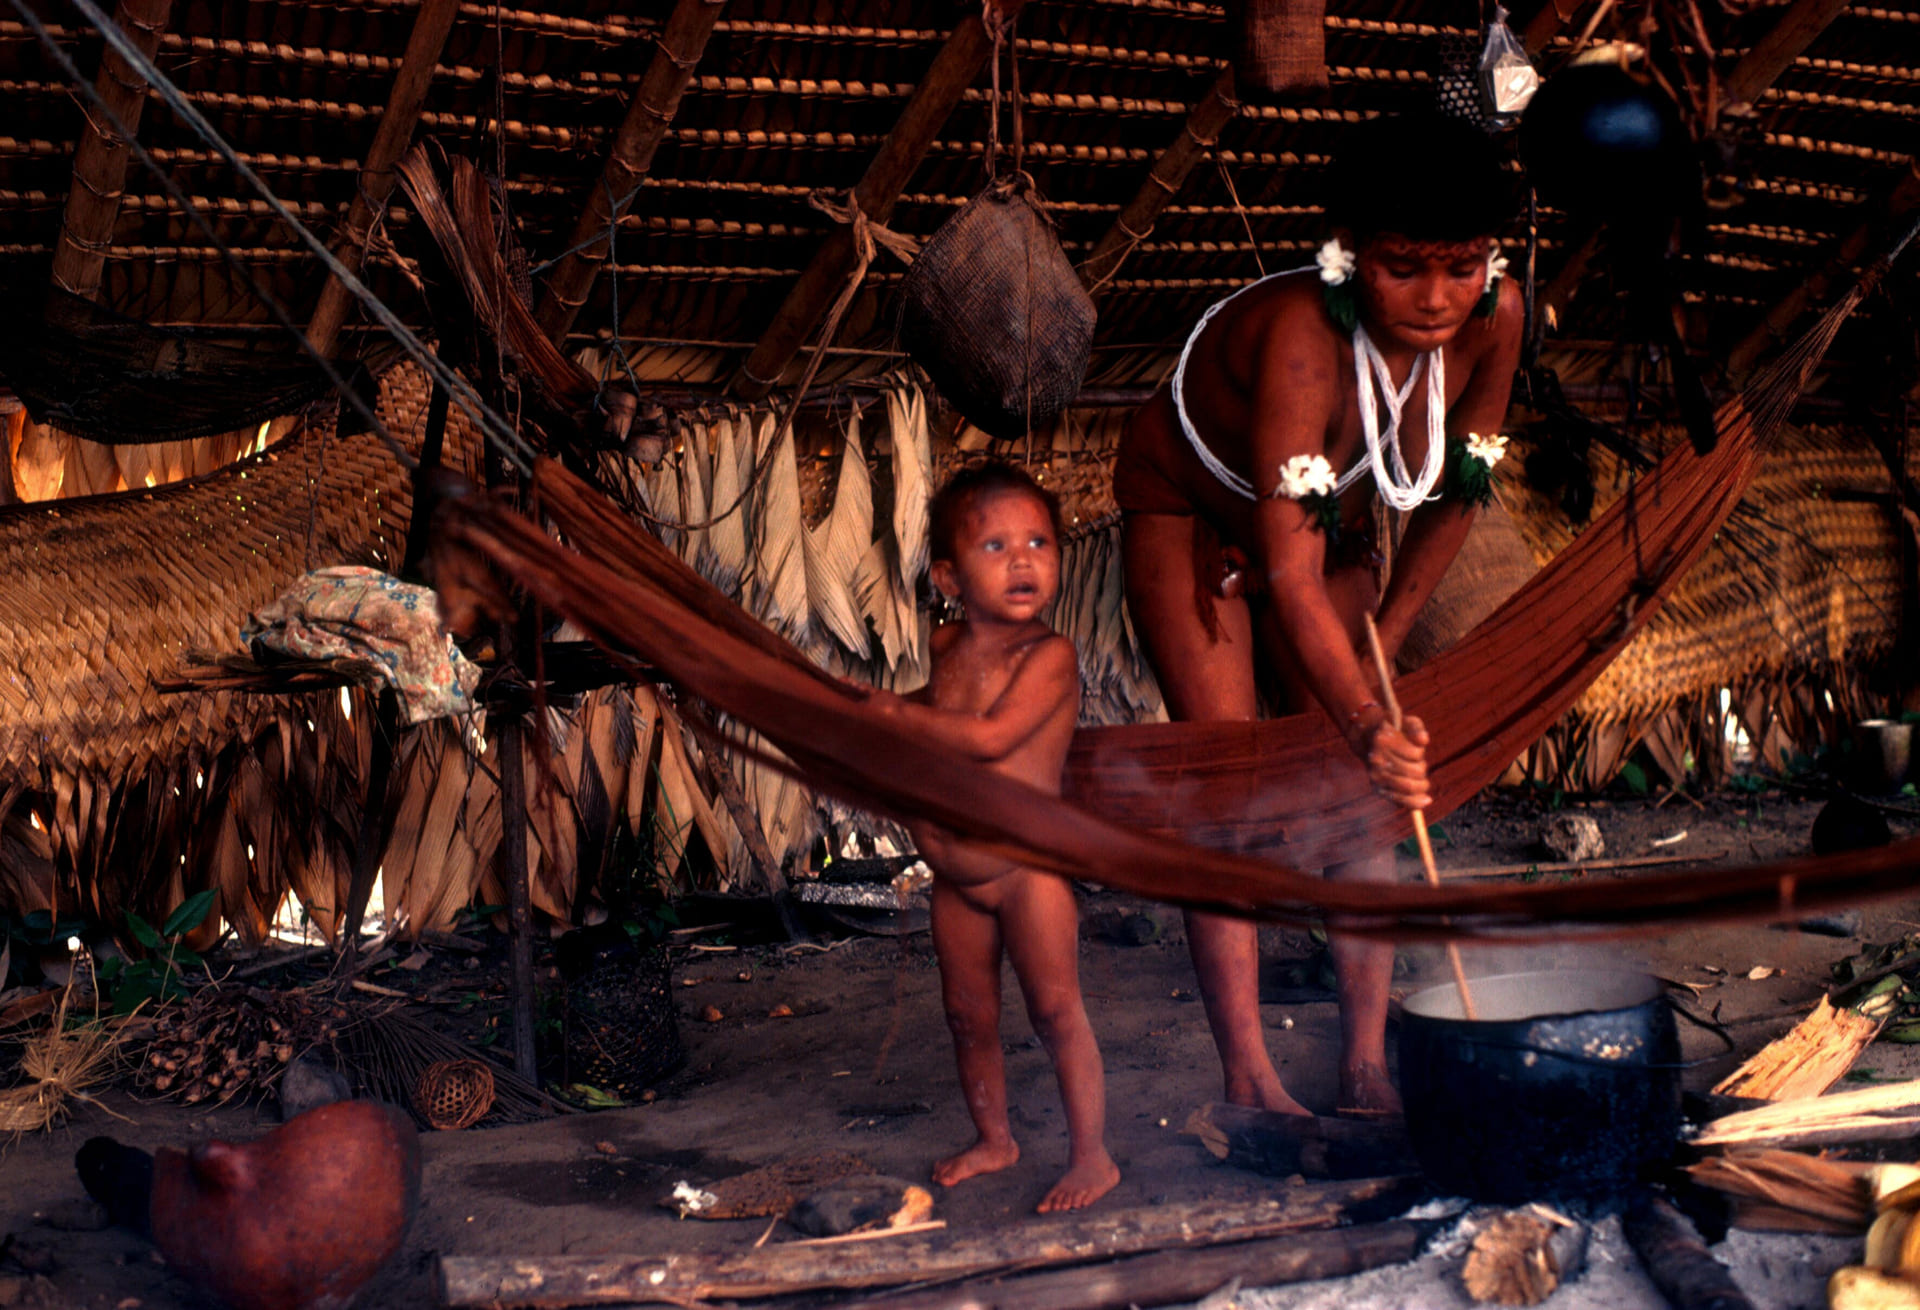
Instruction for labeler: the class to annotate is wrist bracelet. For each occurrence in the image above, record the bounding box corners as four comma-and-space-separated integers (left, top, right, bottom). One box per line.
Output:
1347, 700, 1382, 724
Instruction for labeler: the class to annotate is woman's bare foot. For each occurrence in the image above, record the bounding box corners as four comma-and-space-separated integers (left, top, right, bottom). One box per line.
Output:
1337, 1061, 1402, 1117
1036, 1152, 1121, 1213
1226, 1069, 1312, 1117
933, 1136, 1020, 1188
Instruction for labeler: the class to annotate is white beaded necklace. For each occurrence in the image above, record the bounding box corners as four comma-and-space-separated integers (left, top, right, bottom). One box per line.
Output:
1170, 268, 1448, 508
1351, 323, 1446, 512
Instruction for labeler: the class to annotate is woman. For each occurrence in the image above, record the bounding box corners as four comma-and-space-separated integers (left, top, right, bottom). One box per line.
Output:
1114, 112, 1523, 1115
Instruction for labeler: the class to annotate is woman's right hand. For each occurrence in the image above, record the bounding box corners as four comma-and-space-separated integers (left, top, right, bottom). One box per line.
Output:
1360, 713, 1432, 811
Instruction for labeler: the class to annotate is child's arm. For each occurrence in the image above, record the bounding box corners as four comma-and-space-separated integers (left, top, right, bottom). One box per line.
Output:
1373, 280, 1523, 658
869, 636, 1077, 764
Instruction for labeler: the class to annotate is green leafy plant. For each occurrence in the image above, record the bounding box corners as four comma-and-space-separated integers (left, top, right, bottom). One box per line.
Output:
1618, 760, 1650, 797
97, 890, 216, 1013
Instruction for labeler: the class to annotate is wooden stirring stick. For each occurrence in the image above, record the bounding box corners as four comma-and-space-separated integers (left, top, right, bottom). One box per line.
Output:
1362, 615, 1479, 1021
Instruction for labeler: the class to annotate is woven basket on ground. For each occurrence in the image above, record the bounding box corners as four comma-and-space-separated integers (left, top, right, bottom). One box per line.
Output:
414, 1058, 496, 1130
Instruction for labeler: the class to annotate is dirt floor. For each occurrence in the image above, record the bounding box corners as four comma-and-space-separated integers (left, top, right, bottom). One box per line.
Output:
4, 786, 1919, 1310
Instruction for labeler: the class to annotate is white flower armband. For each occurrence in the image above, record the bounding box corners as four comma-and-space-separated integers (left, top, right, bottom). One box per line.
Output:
1274, 454, 1343, 537
1445, 432, 1508, 507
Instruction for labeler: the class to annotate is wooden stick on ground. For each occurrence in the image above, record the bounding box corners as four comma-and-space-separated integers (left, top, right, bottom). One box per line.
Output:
439, 1179, 1423, 1307
1363, 616, 1477, 1020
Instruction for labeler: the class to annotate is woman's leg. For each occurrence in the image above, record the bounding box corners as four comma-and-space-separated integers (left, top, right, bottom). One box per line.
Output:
1123, 512, 1308, 1115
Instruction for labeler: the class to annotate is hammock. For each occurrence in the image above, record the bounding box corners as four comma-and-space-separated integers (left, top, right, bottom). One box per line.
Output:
0, 283, 355, 445
426, 237, 1920, 937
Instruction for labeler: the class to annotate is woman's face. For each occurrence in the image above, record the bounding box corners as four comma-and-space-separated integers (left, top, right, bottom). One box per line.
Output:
1351, 233, 1492, 353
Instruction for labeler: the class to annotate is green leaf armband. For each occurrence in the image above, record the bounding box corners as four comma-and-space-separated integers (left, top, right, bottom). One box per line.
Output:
1445, 432, 1509, 508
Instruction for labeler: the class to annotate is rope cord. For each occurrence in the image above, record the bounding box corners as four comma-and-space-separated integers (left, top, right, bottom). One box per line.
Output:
30, 0, 539, 471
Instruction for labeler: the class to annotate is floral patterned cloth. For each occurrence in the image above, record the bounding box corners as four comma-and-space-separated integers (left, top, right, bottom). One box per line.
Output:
242, 566, 481, 724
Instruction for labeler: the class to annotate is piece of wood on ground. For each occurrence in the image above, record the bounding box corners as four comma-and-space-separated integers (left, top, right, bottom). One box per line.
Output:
1182, 1103, 1418, 1179
440, 1176, 1425, 1307
1461, 1211, 1561, 1306
842, 1220, 1433, 1310
1684, 1149, 1872, 1233
1622, 1193, 1757, 1310
1712, 996, 1884, 1101
1693, 1079, 1920, 1150
689, 1150, 875, 1219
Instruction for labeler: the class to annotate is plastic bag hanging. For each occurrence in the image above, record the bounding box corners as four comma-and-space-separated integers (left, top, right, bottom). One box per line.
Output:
1479, 5, 1540, 125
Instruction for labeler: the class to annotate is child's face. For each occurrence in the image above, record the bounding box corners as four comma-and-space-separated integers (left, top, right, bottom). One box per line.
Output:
1352, 233, 1492, 353
931, 489, 1060, 624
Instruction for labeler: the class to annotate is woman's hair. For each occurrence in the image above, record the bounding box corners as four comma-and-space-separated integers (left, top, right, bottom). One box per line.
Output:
1323, 112, 1517, 243
928, 461, 1064, 563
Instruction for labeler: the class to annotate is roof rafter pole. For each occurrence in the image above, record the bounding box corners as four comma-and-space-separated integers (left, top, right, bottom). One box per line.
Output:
731, 2, 1028, 401
1523, 0, 1582, 55
1080, 67, 1239, 295
1727, 160, 1920, 383
304, 0, 461, 358
1723, 0, 1853, 108
536, 0, 728, 345
50, 0, 174, 302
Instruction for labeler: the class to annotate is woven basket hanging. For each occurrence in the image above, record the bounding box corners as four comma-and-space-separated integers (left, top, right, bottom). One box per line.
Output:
1224, 0, 1329, 98
897, 174, 1095, 442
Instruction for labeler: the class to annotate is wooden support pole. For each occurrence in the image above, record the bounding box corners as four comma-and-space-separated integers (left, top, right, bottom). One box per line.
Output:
535, 0, 728, 345
1723, 0, 1853, 109
339, 690, 401, 967
1727, 161, 1920, 385
439, 1179, 1423, 1307
496, 708, 540, 1082
844, 1222, 1431, 1310
1081, 67, 1240, 295
400, 379, 451, 578
1523, 0, 1582, 56
50, 0, 175, 303
731, 3, 1026, 400
304, 0, 461, 358
683, 720, 809, 943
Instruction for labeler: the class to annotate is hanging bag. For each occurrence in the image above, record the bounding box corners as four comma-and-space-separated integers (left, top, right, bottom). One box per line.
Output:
895, 8, 1094, 441
897, 174, 1094, 440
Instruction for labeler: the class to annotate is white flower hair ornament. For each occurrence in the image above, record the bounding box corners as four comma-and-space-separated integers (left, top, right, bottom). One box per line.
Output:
1484, 246, 1510, 295
1316, 238, 1355, 286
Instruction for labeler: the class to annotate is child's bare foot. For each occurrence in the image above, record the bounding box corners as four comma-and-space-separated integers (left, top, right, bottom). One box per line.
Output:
1337, 1062, 1402, 1117
933, 1136, 1019, 1188
1036, 1152, 1120, 1213
1226, 1070, 1312, 1117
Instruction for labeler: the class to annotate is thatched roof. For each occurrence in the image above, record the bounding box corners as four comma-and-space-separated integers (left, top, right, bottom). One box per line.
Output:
0, 0, 1913, 395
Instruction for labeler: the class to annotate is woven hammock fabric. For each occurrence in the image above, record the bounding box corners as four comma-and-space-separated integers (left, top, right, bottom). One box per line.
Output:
434, 440, 1920, 937
0, 284, 341, 444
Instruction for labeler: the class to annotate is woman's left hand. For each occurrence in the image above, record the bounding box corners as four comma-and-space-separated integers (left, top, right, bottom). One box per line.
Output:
1365, 714, 1432, 811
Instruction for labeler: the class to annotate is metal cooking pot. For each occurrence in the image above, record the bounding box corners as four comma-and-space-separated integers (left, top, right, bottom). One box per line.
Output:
1398, 969, 1721, 1203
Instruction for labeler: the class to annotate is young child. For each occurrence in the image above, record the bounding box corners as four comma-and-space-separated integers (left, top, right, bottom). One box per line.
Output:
869, 462, 1119, 1214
